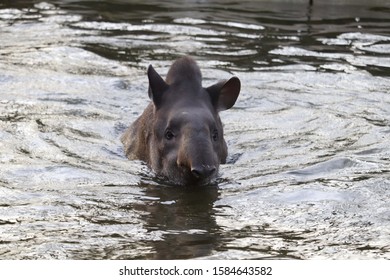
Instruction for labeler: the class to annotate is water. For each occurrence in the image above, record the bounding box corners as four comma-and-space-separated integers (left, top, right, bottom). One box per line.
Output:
0, 0, 389, 259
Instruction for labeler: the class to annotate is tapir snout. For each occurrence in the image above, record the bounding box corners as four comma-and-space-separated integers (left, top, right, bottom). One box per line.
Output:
191, 165, 217, 179
177, 144, 218, 180
121, 56, 240, 186
175, 120, 220, 184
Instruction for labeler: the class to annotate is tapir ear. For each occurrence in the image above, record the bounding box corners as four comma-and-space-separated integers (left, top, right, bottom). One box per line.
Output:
147, 64, 169, 107
207, 77, 241, 111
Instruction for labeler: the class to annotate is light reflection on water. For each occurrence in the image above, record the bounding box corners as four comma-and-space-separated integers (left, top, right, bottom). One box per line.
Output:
0, 0, 389, 259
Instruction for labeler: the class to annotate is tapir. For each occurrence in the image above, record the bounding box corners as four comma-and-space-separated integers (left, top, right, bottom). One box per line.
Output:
121, 56, 240, 186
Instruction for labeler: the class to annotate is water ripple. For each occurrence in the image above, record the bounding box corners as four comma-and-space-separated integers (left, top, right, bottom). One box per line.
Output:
1, 0, 390, 260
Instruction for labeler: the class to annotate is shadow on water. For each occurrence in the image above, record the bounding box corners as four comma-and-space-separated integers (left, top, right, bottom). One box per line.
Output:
134, 182, 220, 259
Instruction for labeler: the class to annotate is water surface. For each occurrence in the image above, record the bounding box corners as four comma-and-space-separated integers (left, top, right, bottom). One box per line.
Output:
0, 0, 389, 259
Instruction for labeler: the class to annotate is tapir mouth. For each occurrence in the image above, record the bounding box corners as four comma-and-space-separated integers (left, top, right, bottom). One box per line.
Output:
162, 165, 218, 187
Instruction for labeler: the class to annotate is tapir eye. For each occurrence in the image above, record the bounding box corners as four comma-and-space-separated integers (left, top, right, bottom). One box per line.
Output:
212, 129, 218, 141
165, 129, 175, 140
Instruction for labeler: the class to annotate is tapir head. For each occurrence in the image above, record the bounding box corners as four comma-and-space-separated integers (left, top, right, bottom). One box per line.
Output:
147, 57, 240, 186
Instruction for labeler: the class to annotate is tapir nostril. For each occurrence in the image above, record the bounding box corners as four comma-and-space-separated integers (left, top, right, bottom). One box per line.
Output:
191, 165, 216, 179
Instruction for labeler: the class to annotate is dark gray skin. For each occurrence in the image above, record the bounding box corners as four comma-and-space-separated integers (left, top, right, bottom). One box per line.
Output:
121, 56, 240, 186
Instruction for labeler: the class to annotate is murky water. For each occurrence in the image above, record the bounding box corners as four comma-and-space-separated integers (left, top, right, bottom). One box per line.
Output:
1, 0, 389, 259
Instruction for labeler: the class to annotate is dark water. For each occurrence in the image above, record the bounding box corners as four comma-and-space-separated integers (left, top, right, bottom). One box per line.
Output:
1, 0, 389, 259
